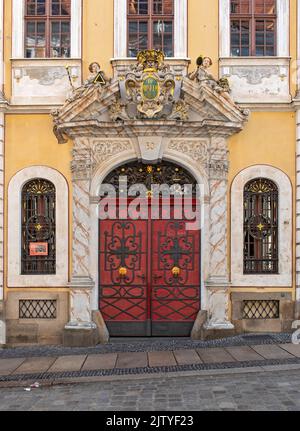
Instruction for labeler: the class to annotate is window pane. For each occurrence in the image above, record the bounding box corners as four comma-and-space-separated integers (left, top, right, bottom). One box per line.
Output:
129, 21, 138, 32
37, 21, 45, 34
241, 46, 249, 55
231, 0, 250, 14
26, 21, 36, 35
128, 20, 148, 57
266, 46, 275, 55
266, 32, 274, 44
241, 33, 249, 45
21, 179, 56, 275
256, 46, 264, 56
52, 2, 60, 15
153, 0, 173, 15
37, 0, 46, 15
153, 0, 163, 14
256, 33, 264, 45
61, 21, 70, 33
128, 0, 148, 15
51, 22, 60, 33
244, 179, 278, 274
61, 0, 71, 15
27, 1, 36, 15
139, 21, 148, 32
231, 47, 241, 56
255, 0, 275, 14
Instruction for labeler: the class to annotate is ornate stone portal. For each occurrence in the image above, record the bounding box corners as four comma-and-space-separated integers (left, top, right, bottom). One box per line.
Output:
52, 51, 249, 344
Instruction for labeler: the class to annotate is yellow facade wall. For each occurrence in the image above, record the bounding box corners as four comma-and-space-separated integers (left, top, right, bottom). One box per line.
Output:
82, 0, 114, 80
228, 111, 296, 298
2, 2, 297, 304
188, 0, 219, 77
4, 115, 73, 296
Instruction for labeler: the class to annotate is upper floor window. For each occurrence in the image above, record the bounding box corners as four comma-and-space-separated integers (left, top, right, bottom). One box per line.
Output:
243, 178, 278, 274
21, 179, 56, 275
230, 0, 276, 56
25, 0, 71, 58
128, 0, 174, 57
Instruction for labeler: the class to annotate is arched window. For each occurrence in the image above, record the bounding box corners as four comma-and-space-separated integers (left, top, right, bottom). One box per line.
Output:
21, 179, 56, 275
243, 178, 278, 274
128, 0, 174, 57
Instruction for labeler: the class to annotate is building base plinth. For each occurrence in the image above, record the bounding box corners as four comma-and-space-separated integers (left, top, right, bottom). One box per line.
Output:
0, 301, 5, 345
63, 325, 99, 347
200, 325, 236, 341
92, 310, 110, 344
191, 310, 207, 340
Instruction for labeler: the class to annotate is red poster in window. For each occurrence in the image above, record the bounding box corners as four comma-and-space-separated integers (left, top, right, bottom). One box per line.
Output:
29, 242, 48, 256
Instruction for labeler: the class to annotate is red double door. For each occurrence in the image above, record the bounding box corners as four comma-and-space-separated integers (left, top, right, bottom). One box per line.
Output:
99, 201, 201, 336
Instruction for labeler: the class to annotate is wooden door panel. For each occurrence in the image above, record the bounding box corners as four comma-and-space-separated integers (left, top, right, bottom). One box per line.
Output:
99, 220, 149, 335
151, 219, 200, 329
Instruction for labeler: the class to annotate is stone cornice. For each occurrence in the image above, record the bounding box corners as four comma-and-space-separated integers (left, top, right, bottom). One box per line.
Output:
57, 119, 245, 141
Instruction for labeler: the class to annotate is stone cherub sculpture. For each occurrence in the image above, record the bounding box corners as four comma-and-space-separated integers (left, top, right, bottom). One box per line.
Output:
66, 62, 111, 102
85, 62, 110, 86
188, 56, 234, 105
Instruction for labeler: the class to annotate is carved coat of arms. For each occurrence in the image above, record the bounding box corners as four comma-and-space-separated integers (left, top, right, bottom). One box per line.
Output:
114, 50, 187, 121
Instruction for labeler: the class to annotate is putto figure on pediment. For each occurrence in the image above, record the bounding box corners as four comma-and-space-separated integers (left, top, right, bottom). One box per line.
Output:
188, 56, 249, 115
66, 62, 111, 103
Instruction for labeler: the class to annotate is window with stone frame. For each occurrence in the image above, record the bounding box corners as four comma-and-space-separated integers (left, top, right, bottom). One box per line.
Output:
128, 0, 174, 57
25, 0, 71, 58
21, 179, 56, 275
243, 178, 278, 274
230, 0, 276, 56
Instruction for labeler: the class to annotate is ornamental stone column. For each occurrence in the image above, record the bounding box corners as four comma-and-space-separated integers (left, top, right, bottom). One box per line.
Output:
204, 136, 234, 333
63, 144, 99, 346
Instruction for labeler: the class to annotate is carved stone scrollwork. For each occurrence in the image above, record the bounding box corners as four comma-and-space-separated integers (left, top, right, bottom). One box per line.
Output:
168, 139, 208, 164
91, 140, 133, 171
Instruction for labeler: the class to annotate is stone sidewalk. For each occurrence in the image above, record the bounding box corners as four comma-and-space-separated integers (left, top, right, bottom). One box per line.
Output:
0, 342, 299, 387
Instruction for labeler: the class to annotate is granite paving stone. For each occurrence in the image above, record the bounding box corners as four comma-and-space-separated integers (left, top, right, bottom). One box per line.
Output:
116, 352, 148, 369
252, 345, 295, 360
1, 369, 300, 411
279, 344, 300, 358
48, 355, 87, 372
13, 356, 57, 375
225, 346, 265, 362
0, 358, 26, 376
148, 351, 177, 367
173, 349, 203, 365
82, 354, 117, 371
197, 347, 236, 363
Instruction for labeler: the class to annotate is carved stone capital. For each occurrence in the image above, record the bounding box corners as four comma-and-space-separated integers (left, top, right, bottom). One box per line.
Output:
208, 159, 229, 181
71, 147, 93, 181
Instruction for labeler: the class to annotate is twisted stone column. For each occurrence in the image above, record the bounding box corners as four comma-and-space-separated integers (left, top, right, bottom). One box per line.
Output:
65, 146, 97, 338
204, 137, 234, 330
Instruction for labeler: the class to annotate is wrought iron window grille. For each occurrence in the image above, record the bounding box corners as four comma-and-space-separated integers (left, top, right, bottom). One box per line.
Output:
19, 299, 57, 319
243, 300, 280, 319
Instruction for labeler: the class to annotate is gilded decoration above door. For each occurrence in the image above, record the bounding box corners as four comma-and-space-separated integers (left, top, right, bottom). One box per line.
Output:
51, 50, 249, 145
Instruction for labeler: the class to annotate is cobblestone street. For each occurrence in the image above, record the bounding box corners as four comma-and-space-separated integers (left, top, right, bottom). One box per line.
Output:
1, 369, 300, 411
